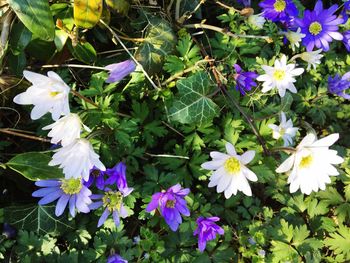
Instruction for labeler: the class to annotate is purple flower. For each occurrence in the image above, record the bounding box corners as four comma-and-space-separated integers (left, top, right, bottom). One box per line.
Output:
2, 223, 16, 238
105, 60, 136, 83
233, 64, 258, 95
193, 217, 224, 252
328, 71, 350, 100
259, 0, 298, 23
341, 1, 350, 24
32, 179, 92, 217
84, 162, 133, 194
107, 254, 128, 263
146, 184, 190, 231
295, 1, 344, 52
104, 162, 133, 195
237, 0, 251, 7
343, 30, 350, 52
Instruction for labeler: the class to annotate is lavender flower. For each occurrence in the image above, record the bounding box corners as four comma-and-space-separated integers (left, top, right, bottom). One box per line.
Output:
84, 166, 107, 190
107, 254, 128, 263
193, 217, 224, 252
296, 1, 343, 51
237, 0, 250, 7
32, 178, 92, 217
259, 0, 298, 23
233, 64, 258, 95
105, 60, 136, 83
328, 72, 350, 100
343, 30, 350, 52
146, 184, 190, 231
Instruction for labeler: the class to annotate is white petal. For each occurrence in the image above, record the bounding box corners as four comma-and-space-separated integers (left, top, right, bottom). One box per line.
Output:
311, 133, 339, 147
240, 150, 255, 165
243, 167, 258, 182
225, 142, 236, 156
276, 155, 295, 173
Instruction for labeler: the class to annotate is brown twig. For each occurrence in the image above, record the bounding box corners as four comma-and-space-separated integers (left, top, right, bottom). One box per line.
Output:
0, 128, 50, 142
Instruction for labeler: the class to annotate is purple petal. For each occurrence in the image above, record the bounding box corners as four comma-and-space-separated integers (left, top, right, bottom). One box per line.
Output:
38, 189, 63, 205
55, 194, 70, 216
97, 208, 110, 227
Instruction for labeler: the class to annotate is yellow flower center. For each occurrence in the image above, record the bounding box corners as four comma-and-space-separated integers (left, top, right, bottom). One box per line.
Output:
299, 154, 313, 169
273, 70, 286, 81
273, 0, 286, 12
224, 157, 241, 174
166, 200, 176, 208
50, 91, 60, 97
60, 178, 82, 195
279, 127, 286, 136
102, 191, 123, 212
309, 22, 322, 35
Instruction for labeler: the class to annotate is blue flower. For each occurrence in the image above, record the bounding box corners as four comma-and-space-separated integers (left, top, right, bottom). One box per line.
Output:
259, 0, 298, 23
193, 216, 224, 252
296, 1, 343, 51
32, 179, 92, 217
328, 71, 350, 100
105, 60, 136, 83
237, 0, 251, 7
233, 64, 258, 95
146, 184, 190, 231
107, 254, 128, 263
343, 30, 350, 52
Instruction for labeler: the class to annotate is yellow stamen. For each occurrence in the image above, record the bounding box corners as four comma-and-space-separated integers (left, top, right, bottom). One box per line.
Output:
166, 200, 176, 208
50, 91, 60, 97
102, 191, 123, 212
299, 155, 313, 169
60, 178, 82, 195
274, 0, 286, 12
273, 70, 286, 81
224, 157, 241, 174
309, 22, 322, 36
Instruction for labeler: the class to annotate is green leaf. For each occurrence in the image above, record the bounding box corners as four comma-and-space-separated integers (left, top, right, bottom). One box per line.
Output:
74, 0, 103, 29
324, 224, 350, 260
7, 0, 55, 41
105, 0, 130, 16
6, 152, 64, 181
4, 205, 74, 235
168, 72, 220, 126
9, 23, 32, 55
8, 51, 26, 76
68, 41, 97, 64
135, 17, 176, 75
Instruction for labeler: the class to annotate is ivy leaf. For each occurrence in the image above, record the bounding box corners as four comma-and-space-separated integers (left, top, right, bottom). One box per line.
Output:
4, 205, 74, 235
6, 152, 64, 181
324, 224, 350, 260
135, 17, 176, 75
168, 72, 220, 126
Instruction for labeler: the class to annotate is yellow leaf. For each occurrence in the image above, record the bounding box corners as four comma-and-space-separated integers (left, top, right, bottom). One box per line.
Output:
74, 0, 103, 29
105, 0, 130, 16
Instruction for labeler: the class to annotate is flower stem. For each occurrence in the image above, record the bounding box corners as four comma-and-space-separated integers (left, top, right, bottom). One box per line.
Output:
71, 90, 99, 108
184, 23, 271, 41
41, 64, 108, 71
270, 147, 296, 153
0, 128, 50, 142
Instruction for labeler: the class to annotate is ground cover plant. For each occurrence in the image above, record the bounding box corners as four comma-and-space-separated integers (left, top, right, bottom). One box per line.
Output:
0, 0, 350, 262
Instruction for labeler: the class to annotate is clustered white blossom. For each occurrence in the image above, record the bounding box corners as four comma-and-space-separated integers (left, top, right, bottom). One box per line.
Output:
13, 71, 105, 180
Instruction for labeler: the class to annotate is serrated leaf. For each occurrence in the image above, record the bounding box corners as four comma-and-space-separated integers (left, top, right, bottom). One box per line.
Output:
74, 0, 103, 29
4, 205, 74, 235
324, 224, 350, 260
8, 0, 55, 41
135, 17, 176, 75
169, 72, 219, 126
6, 152, 64, 181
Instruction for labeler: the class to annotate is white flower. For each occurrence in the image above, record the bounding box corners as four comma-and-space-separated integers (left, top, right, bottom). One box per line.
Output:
268, 112, 298, 146
300, 49, 323, 71
13, 70, 70, 121
257, 55, 304, 97
282, 28, 306, 52
247, 14, 266, 29
49, 138, 106, 181
42, 113, 91, 146
201, 142, 258, 198
276, 133, 344, 195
